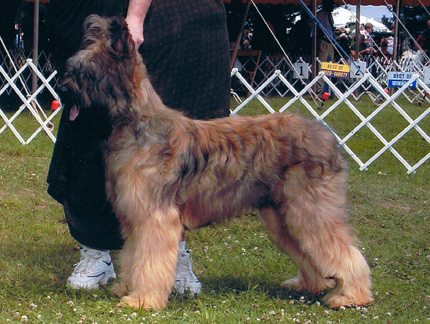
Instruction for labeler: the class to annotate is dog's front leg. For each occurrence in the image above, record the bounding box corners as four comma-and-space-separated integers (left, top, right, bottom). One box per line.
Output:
116, 206, 182, 310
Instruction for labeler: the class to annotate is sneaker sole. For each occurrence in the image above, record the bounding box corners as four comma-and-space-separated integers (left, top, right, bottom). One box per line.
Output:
67, 271, 116, 289
173, 281, 202, 296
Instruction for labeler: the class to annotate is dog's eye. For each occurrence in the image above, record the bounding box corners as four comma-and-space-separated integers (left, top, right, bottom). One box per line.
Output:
59, 85, 74, 100
58, 85, 76, 108
59, 85, 70, 96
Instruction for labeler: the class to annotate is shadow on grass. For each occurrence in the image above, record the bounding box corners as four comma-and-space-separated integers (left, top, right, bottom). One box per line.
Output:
195, 274, 322, 305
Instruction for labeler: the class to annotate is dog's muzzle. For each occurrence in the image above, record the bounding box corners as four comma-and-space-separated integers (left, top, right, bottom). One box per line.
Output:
58, 85, 80, 121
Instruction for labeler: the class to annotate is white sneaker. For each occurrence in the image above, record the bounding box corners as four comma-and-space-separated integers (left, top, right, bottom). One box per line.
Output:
67, 247, 116, 289
173, 250, 202, 296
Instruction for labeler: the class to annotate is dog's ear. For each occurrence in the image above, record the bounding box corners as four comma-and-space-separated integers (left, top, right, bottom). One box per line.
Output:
109, 16, 134, 58
83, 14, 101, 32
81, 15, 104, 48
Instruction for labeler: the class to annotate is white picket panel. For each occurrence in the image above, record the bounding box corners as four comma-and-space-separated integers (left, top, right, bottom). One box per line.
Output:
1, 51, 429, 173
0, 58, 62, 144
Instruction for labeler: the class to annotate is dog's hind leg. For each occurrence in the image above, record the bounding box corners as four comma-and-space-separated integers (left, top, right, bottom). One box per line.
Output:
117, 206, 182, 310
280, 166, 373, 308
260, 207, 335, 295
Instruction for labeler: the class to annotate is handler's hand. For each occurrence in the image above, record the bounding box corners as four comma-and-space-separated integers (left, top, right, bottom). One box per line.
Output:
126, 15, 144, 48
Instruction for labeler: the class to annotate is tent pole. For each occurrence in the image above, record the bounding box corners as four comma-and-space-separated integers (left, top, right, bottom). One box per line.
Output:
230, 0, 252, 70
354, 0, 361, 61
393, 0, 401, 61
31, 0, 39, 95
311, 0, 317, 93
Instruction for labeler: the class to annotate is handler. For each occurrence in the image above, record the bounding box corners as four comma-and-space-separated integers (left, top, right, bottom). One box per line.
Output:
46, 0, 231, 293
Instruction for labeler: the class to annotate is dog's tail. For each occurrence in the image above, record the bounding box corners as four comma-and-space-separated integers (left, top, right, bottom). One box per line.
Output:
280, 113, 346, 180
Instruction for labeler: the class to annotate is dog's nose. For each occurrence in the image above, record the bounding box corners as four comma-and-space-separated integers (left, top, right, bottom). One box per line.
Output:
58, 85, 75, 108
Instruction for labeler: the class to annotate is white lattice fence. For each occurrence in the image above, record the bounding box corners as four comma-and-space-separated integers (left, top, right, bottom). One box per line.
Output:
231, 68, 430, 174
236, 52, 430, 108
1, 53, 429, 173
0, 58, 62, 144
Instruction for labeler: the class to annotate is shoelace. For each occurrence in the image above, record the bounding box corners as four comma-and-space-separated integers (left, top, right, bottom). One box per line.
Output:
73, 252, 102, 274
176, 254, 198, 281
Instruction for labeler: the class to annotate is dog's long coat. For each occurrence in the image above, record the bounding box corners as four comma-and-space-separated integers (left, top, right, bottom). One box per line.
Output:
62, 15, 373, 310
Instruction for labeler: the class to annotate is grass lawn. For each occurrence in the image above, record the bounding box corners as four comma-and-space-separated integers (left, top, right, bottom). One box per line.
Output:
0, 96, 429, 323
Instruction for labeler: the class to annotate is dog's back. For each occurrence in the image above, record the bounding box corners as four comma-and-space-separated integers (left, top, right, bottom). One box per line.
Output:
172, 112, 345, 228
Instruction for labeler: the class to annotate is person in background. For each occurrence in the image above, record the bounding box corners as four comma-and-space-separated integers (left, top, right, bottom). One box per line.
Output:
362, 22, 377, 56
315, 0, 335, 93
335, 26, 352, 61
46, 0, 230, 294
377, 38, 392, 59
363, 23, 373, 38
416, 18, 430, 54
350, 34, 372, 59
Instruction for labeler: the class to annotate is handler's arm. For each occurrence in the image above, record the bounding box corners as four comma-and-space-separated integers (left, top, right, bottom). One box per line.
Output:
126, 0, 152, 48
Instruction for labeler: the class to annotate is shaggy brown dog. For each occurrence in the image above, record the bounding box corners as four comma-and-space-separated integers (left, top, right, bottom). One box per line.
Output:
61, 15, 373, 310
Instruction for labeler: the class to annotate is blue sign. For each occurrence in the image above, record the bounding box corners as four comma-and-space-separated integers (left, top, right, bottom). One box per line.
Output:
388, 72, 418, 88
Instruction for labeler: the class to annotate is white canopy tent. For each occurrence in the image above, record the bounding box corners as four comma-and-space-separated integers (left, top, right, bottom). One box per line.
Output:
332, 6, 389, 32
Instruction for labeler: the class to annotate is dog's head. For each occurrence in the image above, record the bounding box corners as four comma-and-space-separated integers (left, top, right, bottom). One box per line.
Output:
60, 15, 138, 115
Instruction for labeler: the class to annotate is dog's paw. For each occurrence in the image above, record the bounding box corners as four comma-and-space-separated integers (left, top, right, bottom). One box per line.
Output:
112, 282, 127, 297
281, 276, 306, 291
282, 276, 335, 295
117, 295, 164, 310
117, 295, 146, 309
323, 290, 373, 309
322, 293, 355, 309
